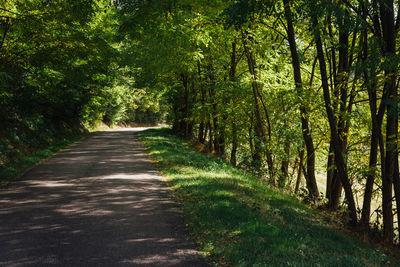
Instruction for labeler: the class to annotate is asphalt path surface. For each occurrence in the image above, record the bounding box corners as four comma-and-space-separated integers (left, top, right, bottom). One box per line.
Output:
0, 128, 208, 266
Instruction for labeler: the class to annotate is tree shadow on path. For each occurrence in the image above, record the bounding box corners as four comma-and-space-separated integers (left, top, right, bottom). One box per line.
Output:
0, 129, 208, 266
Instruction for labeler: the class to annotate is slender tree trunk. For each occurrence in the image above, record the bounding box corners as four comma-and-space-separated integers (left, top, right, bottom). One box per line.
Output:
295, 148, 305, 194
257, 91, 275, 181
380, 0, 397, 244
313, 12, 357, 224
360, 129, 378, 227
283, 0, 319, 197
249, 114, 255, 159
228, 39, 238, 164
224, 39, 239, 161
188, 79, 195, 136
360, 2, 387, 227
229, 39, 237, 79
212, 115, 220, 154
197, 61, 206, 144
326, 142, 334, 198
326, 6, 353, 210
231, 123, 238, 166
198, 122, 205, 143
207, 65, 220, 154
361, 68, 385, 227
279, 139, 290, 188
181, 74, 190, 138
207, 121, 213, 152
241, 30, 265, 168
394, 154, 400, 239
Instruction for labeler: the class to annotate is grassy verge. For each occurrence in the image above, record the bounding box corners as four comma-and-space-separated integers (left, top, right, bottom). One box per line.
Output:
0, 133, 88, 186
139, 127, 396, 267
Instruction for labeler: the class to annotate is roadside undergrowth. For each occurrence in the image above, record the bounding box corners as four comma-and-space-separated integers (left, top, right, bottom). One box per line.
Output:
139, 127, 397, 266
0, 133, 88, 186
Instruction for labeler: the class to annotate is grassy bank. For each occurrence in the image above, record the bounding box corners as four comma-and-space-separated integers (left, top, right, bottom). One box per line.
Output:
139, 127, 396, 267
0, 133, 88, 186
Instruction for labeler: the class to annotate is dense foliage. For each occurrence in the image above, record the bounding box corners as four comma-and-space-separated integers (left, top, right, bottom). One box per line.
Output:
117, 0, 400, 246
0, 0, 165, 168
2, 0, 400, 248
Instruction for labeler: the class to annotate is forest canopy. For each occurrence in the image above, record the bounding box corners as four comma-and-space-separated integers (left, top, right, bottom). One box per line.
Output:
2, 0, 400, 246
0, 0, 165, 167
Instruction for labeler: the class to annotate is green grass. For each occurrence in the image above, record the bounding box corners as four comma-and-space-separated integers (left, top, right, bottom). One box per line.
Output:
0, 133, 88, 185
139, 127, 396, 267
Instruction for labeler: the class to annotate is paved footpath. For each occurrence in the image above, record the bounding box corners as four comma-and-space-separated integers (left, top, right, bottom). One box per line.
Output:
0, 128, 208, 266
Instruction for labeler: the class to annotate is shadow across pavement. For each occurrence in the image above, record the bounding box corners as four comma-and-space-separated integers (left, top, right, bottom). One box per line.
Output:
0, 128, 208, 266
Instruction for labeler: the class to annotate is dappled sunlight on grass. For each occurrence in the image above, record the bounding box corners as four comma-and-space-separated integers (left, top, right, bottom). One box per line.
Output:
140, 128, 396, 266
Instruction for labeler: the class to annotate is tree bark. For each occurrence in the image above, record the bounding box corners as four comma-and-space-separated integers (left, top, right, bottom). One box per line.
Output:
379, 0, 397, 244
198, 122, 205, 143
231, 123, 238, 166
313, 12, 358, 224
325, 5, 353, 210
181, 74, 191, 138
283, 0, 319, 197
326, 142, 335, 199
249, 114, 255, 159
359, 1, 386, 228
207, 121, 213, 152
295, 148, 305, 194
241, 30, 266, 168
279, 139, 290, 188
197, 61, 206, 144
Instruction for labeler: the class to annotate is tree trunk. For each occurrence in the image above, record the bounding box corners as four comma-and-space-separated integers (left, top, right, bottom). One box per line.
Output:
241, 30, 266, 168
218, 128, 226, 159
181, 74, 191, 138
393, 154, 400, 240
361, 67, 385, 227
207, 121, 213, 152
231, 123, 238, 166
359, 2, 386, 227
295, 148, 305, 194
283, 0, 319, 197
325, 5, 354, 210
197, 61, 206, 144
313, 12, 357, 225
328, 169, 342, 209
229, 39, 238, 165
379, 0, 397, 244
249, 114, 255, 159
326, 142, 335, 198
198, 122, 205, 143
207, 65, 220, 154
279, 140, 290, 188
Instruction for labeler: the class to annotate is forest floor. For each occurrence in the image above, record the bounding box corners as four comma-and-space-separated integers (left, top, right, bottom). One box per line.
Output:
139, 127, 399, 266
0, 128, 207, 266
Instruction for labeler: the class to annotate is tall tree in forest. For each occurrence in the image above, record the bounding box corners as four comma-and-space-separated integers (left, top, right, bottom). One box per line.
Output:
282, 0, 319, 198
311, 0, 358, 224
378, 0, 398, 244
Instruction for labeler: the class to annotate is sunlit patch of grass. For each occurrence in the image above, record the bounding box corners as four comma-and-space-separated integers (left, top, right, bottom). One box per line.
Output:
139, 127, 397, 266
0, 134, 87, 186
